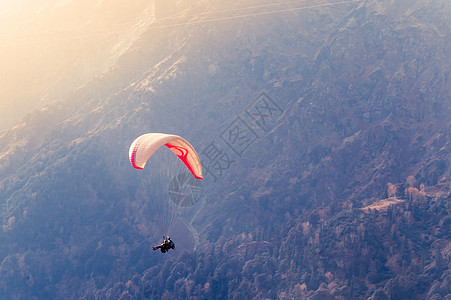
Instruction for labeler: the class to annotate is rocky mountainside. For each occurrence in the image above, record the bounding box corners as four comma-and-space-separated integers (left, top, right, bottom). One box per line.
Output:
0, 0, 449, 299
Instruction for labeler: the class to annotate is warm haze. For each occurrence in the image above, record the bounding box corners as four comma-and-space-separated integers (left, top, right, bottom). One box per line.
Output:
0, 0, 153, 131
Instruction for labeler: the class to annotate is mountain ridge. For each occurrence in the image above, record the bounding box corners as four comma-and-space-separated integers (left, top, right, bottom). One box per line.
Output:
0, 0, 449, 298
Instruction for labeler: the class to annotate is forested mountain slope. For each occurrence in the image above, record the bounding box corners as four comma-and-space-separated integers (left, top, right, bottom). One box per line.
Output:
0, 0, 449, 298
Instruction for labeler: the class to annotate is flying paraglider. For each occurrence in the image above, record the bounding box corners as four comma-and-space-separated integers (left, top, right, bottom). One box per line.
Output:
129, 133, 203, 252
129, 133, 203, 179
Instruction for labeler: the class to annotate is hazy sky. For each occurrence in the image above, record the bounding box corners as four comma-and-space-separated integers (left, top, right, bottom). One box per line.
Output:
0, 0, 154, 131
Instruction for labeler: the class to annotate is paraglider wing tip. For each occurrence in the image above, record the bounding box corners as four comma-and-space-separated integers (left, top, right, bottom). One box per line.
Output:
130, 159, 144, 169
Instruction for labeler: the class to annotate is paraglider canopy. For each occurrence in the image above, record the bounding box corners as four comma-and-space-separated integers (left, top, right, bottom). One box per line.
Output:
129, 133, 203, 179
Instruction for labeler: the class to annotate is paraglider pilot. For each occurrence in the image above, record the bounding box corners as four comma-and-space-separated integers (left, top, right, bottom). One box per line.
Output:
152, 236, 175, 253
